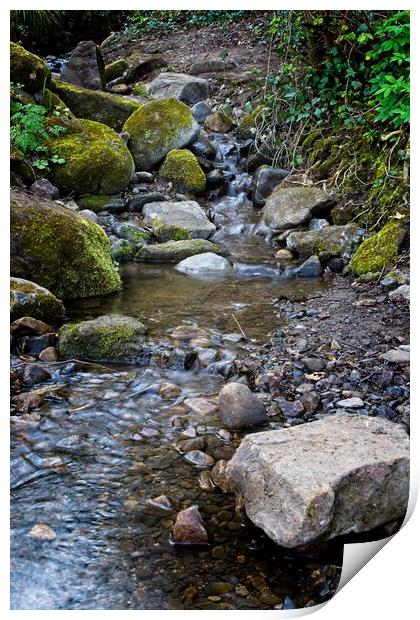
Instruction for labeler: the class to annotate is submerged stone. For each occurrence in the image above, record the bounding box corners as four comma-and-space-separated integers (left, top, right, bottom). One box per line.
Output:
172, 505, 208, 544
175, 252, 232, 274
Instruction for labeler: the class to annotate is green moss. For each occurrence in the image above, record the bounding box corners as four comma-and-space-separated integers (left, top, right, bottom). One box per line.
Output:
10, 277, 65, 323
349, 220, 406, 276
236, 106, 263, 139
150, 218, 191, 242
38, 88, 74, 115
45, 117, 134, 196
11, 189, 121, 299
133, 82, 149, 97
158, 149, 206, 194
123, 98, 198, 170
57, 315, 147, 362
10, 42, 51, 93
104, 58, 129, 83
300, 129, 323, 150
77, 194, 113, 211
112, 240, 136, 263
50, 79, 142, 131
10, 145, 35, 185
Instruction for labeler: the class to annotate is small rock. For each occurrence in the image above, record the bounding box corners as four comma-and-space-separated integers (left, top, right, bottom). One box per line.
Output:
191, 100, 212, 123
38, 346, 59, 362
22, 365, 51, 386
144, 494, 174, 516
30, 179, 59, 200
78, 209, 99, 223
288, 255, 323, 278
211, 459, 231, 492
336, 397, 364, 408
176, 252, 233, 274
389, 285, 410, 302
183, 450, 215, 467
300, 391, 320, 414
172, 505, 208, 544
177, 437, 206, 452
198, 470, 216, 492
301, 357, 326, 372
28, 523, 56, 540
184, 397, 218, 416
277, 398, 304, 418
380, 349, 410, 363
10, 316, 54, 337
160, 382, 181, 398
140, 427, 160, 438
308, 218, 329, 230
218, 382, 267, 429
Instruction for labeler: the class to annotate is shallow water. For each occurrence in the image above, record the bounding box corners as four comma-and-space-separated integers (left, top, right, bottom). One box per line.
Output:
10, 134, 342, 610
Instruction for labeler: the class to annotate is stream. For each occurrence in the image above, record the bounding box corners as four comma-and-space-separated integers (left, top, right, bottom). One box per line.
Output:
10, 134, 342, 610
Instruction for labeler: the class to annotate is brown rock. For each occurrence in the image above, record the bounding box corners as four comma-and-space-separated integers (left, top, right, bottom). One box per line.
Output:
184, 397, 218, 416
204, 111, 234, 133
177, 437, 206, 452
38, 346, 58, 362
172, 505, 208, 544
160, 382, 182, 398
210, 459, 231, 492
10, 317, 54, 337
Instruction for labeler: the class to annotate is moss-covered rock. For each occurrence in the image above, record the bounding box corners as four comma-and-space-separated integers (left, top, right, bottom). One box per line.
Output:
10, 146, 35, 185
105, 58, 129, 83
123, 98, 200, 170
158, 149, 206, 194
236, 106, 263, 140
10, 43, 51, 93
58, 314, 147, 362
264, 186, 336, 231
204, 111, 234, 133
77, 194, 114, 211
142, 201, 216, 241
135, 239, 225, 263
11, 189, 121, 299
349, 220, 406, 276
10, 277, 65, 324
111, 239, 136, 263
45, 117, 134, 196
286, 225, 365, 262
50, 79, 142, 132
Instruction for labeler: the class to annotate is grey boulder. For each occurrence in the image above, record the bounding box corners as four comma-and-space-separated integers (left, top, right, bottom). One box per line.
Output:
175, 252, 232, 274
287, 225, 365, 261
142, 201, 216, 241
226, 413, 409, 548
218, 382, 267, 429
147, 72, 210, 105
136, 239, 225, 263
252, 166, 289, 208
264, 186, 335, 231
60, 40, 105, 90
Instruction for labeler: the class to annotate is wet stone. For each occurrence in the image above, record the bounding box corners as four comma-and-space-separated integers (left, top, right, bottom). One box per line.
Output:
22, 364, 51, 386
28, 523, 56, 540
172, 505, 208, 545
38, 346, 59, 362
177, 437, 207, 452
184, 397, 218, 416
144, 495, 175, 516
183, 450, 215, 467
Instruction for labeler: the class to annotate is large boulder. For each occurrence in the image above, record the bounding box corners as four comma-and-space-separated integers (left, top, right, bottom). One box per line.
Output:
158, 149, 206, 194
60, 40, 105, 90
10, 43, 51, 93
123, 98, 199, 171
349, 220, 406, 276
123, 52, 165, 83
263, 186, 336, 231
50, 79, 142, 132
218, 382, 267, 429
142, 201, 215, 241
135, 239, 225, 263
10, 278, 65, 324
11, 189, 121, 299
286, 225, 365, 261
226, 413, 409, 548
175, 252, 233, 274
147, 72, 210, 105
58, 314, 147, 363
45, 117, 134, 196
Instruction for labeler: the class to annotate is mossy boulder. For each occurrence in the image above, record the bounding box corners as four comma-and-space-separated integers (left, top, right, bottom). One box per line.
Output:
158, 149, 206, 194
77, 194, 114, 212
10, 43, 51, 93
50, 79, 142, 131
204, 111, 234, 133
349, 220, 406, 276
10, 277, 65, 324
236, 106, 263, 140
10, 146, 35, 185
142, 201, 216, 241
123, 98, 200, 170
111, 239, 136, 263
11, 189, 121, 299
58, 314, 148, 363
45, 117, 134, 196
105, 58, 129, 83
286, 225, 365, 262
135, 239, 225, 263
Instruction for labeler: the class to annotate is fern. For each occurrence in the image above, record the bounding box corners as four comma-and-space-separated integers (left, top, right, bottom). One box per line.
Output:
10, 102, 48, 154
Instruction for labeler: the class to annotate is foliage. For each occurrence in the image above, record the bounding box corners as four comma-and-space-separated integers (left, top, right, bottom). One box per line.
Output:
11, 10, 64, 41
10, 88, 67, 171
124, 10, 246, 34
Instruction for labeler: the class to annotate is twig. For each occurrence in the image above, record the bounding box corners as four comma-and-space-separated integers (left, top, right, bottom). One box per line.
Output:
231, 313, 248, 341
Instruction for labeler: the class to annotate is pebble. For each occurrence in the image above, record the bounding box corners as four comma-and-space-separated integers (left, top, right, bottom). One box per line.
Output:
380, 349, 410, 363
197, 470, 216, 492
177, 437, 206, 452
144, 495, 174, 516
183, 450, 215, 467
38, 346, 59, 362
184, 397, 218, 416
301, 357, 326, 372
140, 427, 160, 438
336, 397, 364, 408
28, 523, 56, 540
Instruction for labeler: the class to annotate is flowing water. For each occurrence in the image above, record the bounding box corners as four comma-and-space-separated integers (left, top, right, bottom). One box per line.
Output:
10, 134, 342, 610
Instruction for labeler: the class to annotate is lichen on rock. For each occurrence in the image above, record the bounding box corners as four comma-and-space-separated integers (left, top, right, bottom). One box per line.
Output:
158, 149, 206, 194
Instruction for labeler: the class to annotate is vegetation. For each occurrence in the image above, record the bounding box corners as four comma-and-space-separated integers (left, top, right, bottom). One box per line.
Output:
123, 10, 247, 34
